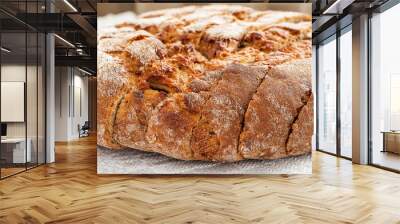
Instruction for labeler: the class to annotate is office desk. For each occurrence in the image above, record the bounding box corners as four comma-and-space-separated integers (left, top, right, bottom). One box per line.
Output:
381, 131, 400, 154
1, 138, 31, 163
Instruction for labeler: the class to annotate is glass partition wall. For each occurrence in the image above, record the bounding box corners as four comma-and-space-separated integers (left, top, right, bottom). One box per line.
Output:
0, 31, 27, 177
339, 27, 352, 159
316, 0, 400, 172
317, 35, 337, 155
316, 26, 353, 159
370, 3, 400, 171
0, 2, 46, 179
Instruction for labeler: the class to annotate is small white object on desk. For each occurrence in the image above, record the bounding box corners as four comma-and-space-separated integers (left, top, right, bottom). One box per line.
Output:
1, 137, 31, 163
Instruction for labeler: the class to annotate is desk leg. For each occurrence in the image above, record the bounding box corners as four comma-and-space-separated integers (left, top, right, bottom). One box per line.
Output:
382, 134, 386, 153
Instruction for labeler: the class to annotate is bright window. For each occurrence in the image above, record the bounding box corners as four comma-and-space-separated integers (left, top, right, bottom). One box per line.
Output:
340, 28, 352, 158
371, 3, 400, 171
318, 36, 337, 154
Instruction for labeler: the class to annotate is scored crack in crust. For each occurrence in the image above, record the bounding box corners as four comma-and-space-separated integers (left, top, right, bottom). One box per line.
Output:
97, 51, 129, 149
98, 5, 313, 161
113, 89, 167, 151
239, 59, 312, 159
146, 92, 205, 160
286, 94, 314, 156
98, 29, 167, 149
190, 65, 267, 161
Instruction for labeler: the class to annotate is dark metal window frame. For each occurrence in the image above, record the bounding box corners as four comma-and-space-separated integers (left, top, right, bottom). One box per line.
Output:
0, 0, 48, 180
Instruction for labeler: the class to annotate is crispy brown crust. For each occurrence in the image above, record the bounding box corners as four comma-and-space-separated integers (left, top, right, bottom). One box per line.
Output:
98, 6, 313, 161
197, 23, 247, 59
242, 22, 311, 52
190, 64, 267, 161
97, 30, 166, 149
113, 89, 167, 151
287, 94, 313, 156
239, 59, 312, 159
97, 52, 130, 149
255, 11, 311, 25
146, 93, 205, 160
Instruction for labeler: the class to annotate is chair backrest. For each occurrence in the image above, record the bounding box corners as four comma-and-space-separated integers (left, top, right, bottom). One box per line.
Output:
82, 121, 90, 129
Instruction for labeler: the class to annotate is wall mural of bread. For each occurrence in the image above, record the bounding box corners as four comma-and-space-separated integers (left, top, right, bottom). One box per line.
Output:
97, 3, 313, 174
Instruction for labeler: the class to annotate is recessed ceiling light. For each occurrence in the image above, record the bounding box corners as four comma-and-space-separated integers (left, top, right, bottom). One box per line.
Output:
1, 47, 11, 53
54, 34, 75, 48
323, 0, 354, 15
63, 0, 78, 12
78, 67, 93, 76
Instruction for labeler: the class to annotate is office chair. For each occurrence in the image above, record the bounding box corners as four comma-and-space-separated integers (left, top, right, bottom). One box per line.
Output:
79, 121, 90, 138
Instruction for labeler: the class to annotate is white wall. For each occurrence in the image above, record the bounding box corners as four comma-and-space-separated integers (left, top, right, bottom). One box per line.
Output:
72, 73, 89, 138
55, 66, 70, 141
54, 67, 89, 141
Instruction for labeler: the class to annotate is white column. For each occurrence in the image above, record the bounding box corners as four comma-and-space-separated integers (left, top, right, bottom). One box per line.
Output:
46, 32, 55, 163
352, 14, 369, 164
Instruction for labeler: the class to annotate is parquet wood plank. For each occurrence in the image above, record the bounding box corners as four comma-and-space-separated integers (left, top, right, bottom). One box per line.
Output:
0, 135, 399, 224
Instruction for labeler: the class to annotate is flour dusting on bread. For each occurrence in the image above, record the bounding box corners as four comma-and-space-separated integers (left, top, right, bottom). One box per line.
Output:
98, 5, 312, 161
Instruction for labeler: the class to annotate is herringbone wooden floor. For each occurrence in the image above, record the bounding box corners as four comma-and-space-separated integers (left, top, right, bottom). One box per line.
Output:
0, 136, 400, 224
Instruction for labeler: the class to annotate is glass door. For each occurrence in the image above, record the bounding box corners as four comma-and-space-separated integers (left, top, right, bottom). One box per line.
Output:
339, 26, 352, 159
317, 35, 337, 154
1, 30, 28, 178
0, 0, 47, 179
370, 3, 400, 171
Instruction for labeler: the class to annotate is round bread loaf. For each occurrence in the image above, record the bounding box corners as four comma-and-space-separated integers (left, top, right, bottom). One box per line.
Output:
97, 5, 313, 161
